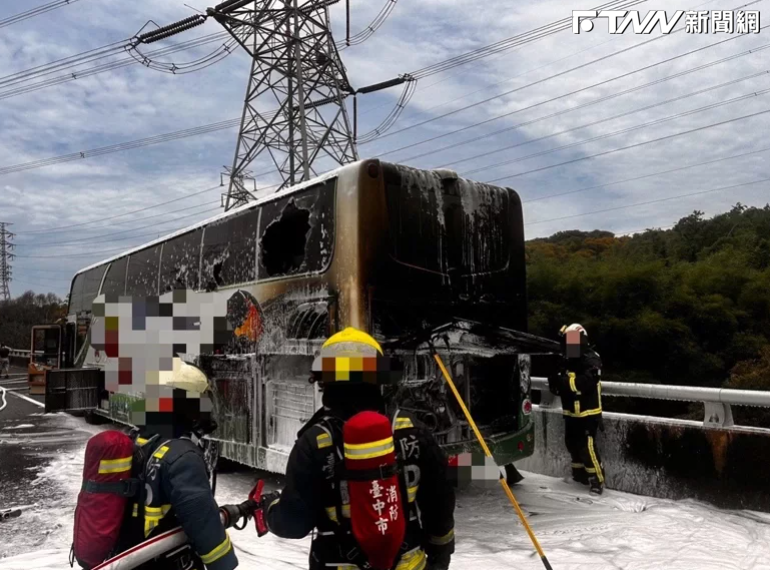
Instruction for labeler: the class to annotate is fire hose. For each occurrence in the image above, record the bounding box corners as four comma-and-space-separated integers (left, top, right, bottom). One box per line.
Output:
1, 504, 36, 522
92, 481, 270, 570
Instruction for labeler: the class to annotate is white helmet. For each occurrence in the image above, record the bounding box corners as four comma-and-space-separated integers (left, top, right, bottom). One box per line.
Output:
560, 323, 587, 337
158, 357, 210, 394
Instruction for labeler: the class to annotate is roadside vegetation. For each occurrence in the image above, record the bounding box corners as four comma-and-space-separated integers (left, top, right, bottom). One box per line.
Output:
526, 204, 770, 424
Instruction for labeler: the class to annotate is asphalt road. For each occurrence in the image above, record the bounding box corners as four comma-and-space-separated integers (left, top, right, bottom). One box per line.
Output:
0, 367, 92, 557
0, 368, 44, 419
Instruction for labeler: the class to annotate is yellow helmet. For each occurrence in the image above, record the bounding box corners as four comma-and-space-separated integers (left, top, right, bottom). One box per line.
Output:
312, 327, 397, 385
322, 327, 383, 356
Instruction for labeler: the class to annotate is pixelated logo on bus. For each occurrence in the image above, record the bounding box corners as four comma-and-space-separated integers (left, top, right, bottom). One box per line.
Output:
91, 289, 267, 394
448, 452, 502, 488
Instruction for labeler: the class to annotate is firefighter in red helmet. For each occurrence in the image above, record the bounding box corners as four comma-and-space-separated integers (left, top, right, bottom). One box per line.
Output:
256, 327, 456, 570
548, 324, 605, 495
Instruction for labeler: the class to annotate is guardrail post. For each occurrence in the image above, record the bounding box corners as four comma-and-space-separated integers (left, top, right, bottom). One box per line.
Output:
704, 402, 734, 428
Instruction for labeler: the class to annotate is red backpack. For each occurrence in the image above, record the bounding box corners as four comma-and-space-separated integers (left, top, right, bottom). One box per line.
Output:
71, 430, 157, 569
343, 411, 406, 570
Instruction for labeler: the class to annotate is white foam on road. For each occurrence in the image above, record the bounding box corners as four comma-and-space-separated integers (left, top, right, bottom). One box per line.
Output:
2, 423, 770, 569
0, 424, 35, 430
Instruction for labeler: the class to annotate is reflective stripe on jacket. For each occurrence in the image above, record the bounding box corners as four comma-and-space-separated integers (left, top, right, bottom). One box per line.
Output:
266, 409, 455, 570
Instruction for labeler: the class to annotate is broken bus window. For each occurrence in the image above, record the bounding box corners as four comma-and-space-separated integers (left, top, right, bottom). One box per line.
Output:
160, 229, 203, 293
201, 208, 258, 289
257, 178, 335, 279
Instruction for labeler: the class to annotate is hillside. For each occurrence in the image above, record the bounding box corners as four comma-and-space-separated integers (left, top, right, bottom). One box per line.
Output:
526, 204, 770, 422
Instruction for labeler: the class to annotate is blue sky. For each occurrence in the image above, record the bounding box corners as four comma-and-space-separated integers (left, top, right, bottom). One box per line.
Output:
1, 0, 769, 299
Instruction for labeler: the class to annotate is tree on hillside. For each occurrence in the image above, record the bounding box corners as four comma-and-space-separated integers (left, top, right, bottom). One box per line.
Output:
526, 204, 770, 398
0, 291, 67, 349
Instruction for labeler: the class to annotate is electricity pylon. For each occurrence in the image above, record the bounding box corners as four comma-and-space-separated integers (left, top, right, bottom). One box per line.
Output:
136, 0, 406, 211
0, 222, 15, 302
209, 0, 357, 210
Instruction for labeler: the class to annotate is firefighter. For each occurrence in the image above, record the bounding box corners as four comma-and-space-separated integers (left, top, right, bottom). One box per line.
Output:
117, 358, 239, 570
258, 327, 456, 570
0, 342, 10, 379
548, 324, 605, 495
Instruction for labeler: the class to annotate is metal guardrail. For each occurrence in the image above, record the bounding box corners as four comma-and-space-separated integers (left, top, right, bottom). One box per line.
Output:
8, 348, 32, 358
531, 376, 770, 428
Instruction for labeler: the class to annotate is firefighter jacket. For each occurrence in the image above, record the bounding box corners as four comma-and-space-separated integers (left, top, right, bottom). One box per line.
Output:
548, 353, 603, 419
122, 435, 238, 570
266, 408, 456, 570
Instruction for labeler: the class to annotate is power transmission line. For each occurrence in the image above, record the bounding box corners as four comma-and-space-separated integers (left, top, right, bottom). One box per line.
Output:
0, 0, 85, 29
11, 70, 766, 248
371, 0, 766, 144
408, 0, 647, 80
0, 32, 233, 101
19, 201, 221, 248
523, 145, 770, 204
358, 0, 722, 127
0, 120, 242, 176
14, 185, 222, 234
479, 105, 770, 184
446, 74, 770, 175
525, 177, 770, 227
3, 4, 760, 181
338, 0, 400, 49
22, 140, 770, 249
381, 29, 770, 163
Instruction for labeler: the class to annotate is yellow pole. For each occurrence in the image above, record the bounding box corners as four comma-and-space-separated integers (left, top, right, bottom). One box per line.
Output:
433, 352, 554, 570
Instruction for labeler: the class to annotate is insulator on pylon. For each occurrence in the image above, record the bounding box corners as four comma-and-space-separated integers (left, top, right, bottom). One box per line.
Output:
137, 14, 206, 43
142, 17, 207, 44
214, 0, 254, 14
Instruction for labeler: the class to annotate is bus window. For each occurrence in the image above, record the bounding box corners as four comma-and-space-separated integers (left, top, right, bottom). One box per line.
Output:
257, 179, 335, 279
201, 209, 258, 290
69, 265, 107, 314
126, 245, 161, 297
160, 230, 202, 293
102, 257, 128, 297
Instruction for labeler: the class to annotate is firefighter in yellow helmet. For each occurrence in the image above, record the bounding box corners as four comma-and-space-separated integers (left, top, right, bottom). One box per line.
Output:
548, 324, 605, 495
259, 327, 457, 570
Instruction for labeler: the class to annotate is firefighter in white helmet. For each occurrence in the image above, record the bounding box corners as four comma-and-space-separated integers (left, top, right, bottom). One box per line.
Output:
548, 324, 605, 495
112, 358, 239, 570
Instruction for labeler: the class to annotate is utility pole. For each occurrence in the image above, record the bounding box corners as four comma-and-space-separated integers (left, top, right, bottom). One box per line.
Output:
0, 222, 15, 302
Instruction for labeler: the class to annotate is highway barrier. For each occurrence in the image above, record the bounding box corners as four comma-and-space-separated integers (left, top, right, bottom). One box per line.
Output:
521, 377, 770, 512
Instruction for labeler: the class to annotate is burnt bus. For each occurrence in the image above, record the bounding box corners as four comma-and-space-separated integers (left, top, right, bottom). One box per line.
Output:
62, 159, 550, 474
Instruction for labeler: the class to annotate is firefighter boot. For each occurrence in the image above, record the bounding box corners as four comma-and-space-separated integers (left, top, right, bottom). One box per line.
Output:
572, 465, 588, 485
588, 475, 604, 496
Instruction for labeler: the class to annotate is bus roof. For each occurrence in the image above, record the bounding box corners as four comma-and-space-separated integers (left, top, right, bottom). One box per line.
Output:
72, 160, 360, 277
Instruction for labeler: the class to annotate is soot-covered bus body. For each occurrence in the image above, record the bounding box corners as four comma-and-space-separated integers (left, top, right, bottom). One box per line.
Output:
64, 159, 547, 474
